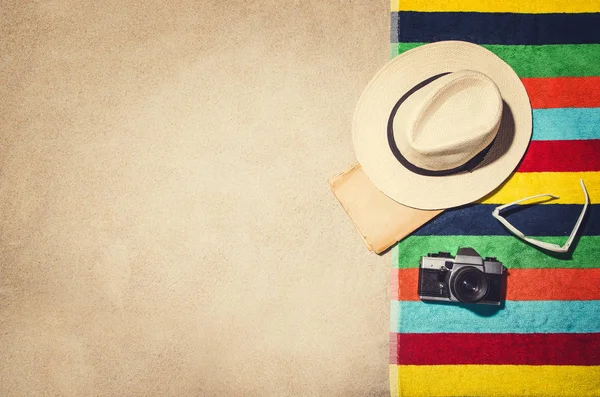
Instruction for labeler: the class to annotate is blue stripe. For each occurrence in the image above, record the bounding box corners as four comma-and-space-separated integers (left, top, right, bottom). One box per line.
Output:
414, 204, 600, 236
533, 108, 600, 141
392, 12, 600, 45
391, 300, 600, 333
390, 13, 398, 45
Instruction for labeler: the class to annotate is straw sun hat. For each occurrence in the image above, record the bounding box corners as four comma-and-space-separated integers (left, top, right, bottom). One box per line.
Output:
353, 41, 532, 210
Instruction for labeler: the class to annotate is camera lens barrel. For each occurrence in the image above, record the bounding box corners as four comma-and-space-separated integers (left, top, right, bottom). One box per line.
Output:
450, 267, 490, 303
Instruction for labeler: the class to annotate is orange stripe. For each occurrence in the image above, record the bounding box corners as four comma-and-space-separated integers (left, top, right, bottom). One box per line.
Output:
395, 268, 600, 301
391, 268, 399, 299
521, 76, 600, 108
395, 268, 419, 301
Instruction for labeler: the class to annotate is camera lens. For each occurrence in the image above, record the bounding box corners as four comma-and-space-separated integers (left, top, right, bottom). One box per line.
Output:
450, 267, 489, 303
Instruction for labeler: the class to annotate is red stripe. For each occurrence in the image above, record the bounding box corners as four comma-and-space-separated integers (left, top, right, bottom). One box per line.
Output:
395, 268, 600, 301
390, 332, 600, 365
522, 76, 600, 109
516, 140, 600, 172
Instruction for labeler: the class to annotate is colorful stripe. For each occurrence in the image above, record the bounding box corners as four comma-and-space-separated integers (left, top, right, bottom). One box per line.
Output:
390, 332, 600, 365
391, 300, 600, 333
413, 204, 600, 236
480, 171, 599, 204
391, 0, 600, 14
390, 4, 600, 396
522, 77, 600, 108
532, 107, 600, 141
390, 365, 600, 397
518, 140, 600, 172
394, 236, 600, 269
392, 43, 600, 77
391, 12, 600, 45
393, 268, 600, 301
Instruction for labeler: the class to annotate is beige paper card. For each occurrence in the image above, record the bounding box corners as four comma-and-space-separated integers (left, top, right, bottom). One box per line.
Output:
329, 164, 442, 253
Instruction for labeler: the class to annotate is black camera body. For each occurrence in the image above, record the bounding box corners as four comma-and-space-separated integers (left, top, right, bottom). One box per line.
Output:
418, 247, 505, 305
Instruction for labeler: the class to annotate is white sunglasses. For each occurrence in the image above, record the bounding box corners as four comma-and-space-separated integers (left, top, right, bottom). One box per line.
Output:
492, 179, 589, 253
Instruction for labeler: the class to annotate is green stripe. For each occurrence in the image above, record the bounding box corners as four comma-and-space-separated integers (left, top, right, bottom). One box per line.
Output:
394, 236, 600, 269
391, 43, 600, 77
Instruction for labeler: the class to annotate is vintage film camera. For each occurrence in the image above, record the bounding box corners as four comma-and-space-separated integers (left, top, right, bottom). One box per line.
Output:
418, 247, 505, 305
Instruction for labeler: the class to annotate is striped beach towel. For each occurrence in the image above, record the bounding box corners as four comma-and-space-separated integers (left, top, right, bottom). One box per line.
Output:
389, 1, 600, 396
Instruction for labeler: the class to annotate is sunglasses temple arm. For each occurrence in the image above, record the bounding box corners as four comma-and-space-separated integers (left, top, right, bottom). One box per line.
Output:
563, 179, 590, 251
494, 193, 559, 213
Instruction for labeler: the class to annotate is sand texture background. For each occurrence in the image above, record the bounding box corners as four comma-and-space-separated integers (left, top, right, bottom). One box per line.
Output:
1, 1, 391, 395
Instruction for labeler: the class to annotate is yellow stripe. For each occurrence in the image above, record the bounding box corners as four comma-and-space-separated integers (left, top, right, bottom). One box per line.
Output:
390, 365, 600, 397
391, 0, 600, 13
479, 172, 599, 204
389, 365, 399, 397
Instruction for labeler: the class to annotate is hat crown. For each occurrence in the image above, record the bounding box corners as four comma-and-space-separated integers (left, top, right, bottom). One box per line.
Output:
393, 70, 503, 172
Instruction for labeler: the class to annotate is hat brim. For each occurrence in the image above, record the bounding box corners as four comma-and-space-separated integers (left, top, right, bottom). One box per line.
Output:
352, 41, 532, 210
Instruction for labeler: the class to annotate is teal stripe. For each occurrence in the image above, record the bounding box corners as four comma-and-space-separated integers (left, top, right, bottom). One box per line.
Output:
391, 300, 600, 333
533, 108, 600, 140
392, 43, 600, 77
395, 236, 600, 269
